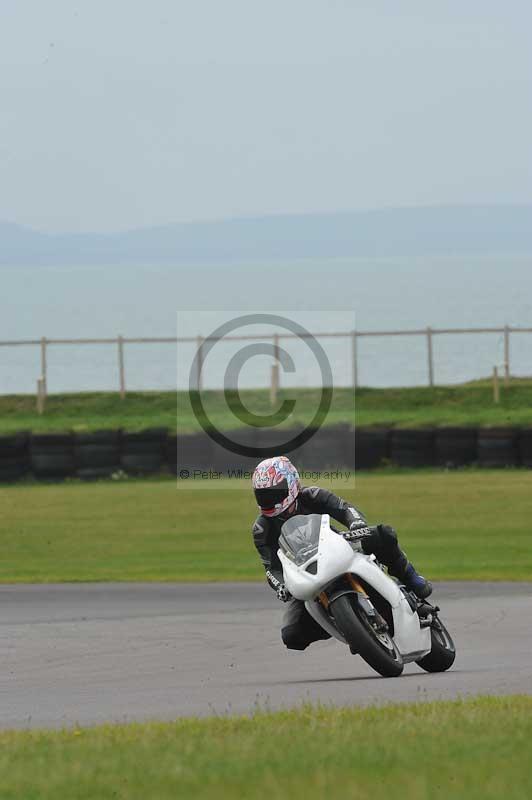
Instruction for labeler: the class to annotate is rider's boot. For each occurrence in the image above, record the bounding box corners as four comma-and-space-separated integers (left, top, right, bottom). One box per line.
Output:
402, 563, 432, 599
389, 552, 432, 599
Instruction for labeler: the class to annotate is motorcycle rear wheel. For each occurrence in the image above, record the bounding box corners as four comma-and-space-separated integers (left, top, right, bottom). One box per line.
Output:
330, 594, 404, 678
416, 616, 456, 673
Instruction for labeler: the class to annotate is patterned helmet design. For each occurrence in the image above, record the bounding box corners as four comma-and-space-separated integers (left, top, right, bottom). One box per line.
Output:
252, 456, 301, 517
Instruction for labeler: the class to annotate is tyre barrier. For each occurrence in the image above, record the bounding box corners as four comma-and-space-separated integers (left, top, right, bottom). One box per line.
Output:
519, 429, 532, 468
0, 432, 29, 482
355, 428, 390, 469
210, 428, 261, 474
477, 427, 520, 468
173, 427, 305, 477
30, 433, 75, 479
166, 435, 178, 475
295, 424, 354, 472
258, 425, 305, 460
390, 429, 436, 468
120, 429, 167, 475
74, 430, 122, 480
435, 427, 478, 467
1, 426, 532, 483
171, 432, 214, 475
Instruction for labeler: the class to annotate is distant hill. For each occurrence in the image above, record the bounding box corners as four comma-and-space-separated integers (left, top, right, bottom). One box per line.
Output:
1, 205, 531, 266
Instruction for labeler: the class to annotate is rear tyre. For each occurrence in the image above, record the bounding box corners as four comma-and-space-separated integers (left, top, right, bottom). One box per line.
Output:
330, 594, 403, 678
416, 616, 456, 673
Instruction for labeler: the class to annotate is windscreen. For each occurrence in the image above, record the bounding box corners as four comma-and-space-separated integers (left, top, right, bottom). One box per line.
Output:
279, 514, 322, 566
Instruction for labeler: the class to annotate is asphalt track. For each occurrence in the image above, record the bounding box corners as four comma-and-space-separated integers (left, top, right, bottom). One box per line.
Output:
1, 582, 531, 729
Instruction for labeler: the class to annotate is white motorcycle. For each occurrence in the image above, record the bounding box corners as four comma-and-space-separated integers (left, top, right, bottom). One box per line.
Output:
278, 513, 455, 678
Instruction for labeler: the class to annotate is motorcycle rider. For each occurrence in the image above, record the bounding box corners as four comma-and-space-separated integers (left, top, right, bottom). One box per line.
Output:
252, 455, 432, 651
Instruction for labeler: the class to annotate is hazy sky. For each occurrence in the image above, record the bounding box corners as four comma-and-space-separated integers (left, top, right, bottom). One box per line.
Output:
1, 0, 530, 233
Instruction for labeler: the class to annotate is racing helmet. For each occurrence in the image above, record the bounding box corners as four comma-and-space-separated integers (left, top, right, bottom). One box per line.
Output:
252, 456, 300, 517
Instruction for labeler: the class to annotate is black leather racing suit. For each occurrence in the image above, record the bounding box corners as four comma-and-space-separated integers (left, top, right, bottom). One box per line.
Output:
252, 486, 410, 650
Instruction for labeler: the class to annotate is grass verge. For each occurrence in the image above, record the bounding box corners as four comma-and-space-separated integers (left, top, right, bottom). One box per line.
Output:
0, 470, 530, 582
1, 696, 531, 800
1, 379, 532, 433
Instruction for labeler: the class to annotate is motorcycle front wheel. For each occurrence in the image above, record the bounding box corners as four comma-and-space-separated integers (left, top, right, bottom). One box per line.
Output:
330, 594, 403, 678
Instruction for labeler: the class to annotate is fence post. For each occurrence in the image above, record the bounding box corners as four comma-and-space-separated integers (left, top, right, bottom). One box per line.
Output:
270, 333, 280, 406
351, 330, 358, 391
118, 335, 126, 399
36, 377, 46, 414
196, 335, 203, 391
504, 325, 510, 386
40, 337, 48, 396
492, 366, 500, 403
426, 326, 434, 387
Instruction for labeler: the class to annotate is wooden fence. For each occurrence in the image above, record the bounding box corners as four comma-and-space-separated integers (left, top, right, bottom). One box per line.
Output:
0, 325, 530, 398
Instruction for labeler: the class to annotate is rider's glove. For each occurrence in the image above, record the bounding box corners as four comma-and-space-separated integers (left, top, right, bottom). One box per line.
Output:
276, 584, 292, 603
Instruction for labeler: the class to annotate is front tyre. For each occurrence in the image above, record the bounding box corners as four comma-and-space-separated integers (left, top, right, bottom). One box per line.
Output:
416, 616, 456, 673
330, 594, 403, 678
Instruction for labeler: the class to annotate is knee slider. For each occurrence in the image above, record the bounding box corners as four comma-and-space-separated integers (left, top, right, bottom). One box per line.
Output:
281, 624, 310, 651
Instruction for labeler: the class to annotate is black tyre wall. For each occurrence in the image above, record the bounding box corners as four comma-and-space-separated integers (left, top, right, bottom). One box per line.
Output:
30, 434, 75, 479
0, 457, 29, 482
121, 429, 167, 475
518, 429, 532, 468
435, 427, 477, 467
74, 430, 121, 479
166, 435, 178, 475
390, 429, 435, 467
259, 425, 306, 461
210, 428, 260, 474
76, 445, 121, 468
1, 423, 529, 483
295, 424, 354, 472
477, 428, 520, 468
173, 432, 214, 476
354, 428, 390, 469
0, 433, 29, 481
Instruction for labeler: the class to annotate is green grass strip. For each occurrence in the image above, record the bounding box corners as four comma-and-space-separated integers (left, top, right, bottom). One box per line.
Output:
1, 470, 531, 582
1, 696, 531, 799
1, 379, 532, 433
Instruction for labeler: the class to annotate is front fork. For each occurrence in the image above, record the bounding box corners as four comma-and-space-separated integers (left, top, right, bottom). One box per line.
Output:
319, 574, 389, 633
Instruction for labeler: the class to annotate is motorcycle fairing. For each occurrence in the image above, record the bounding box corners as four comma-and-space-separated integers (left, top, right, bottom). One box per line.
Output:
278, 514, 431, 660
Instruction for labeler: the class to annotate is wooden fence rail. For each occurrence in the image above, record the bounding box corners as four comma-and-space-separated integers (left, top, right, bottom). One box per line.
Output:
0, 325, 530, 399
